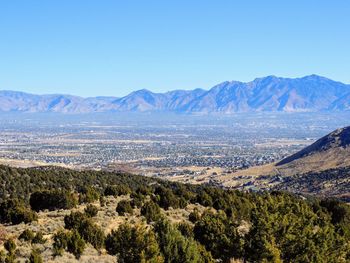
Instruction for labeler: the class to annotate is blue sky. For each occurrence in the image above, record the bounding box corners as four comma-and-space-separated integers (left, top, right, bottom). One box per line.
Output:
0, 0, 349, 97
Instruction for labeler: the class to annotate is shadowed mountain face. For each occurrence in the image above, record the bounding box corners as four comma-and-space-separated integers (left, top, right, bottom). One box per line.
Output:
1, 75, 350, 113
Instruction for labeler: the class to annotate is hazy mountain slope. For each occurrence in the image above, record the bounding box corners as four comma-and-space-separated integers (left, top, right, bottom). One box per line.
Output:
1, 75, 350, 113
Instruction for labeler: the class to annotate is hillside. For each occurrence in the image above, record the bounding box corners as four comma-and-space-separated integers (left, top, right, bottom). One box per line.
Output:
1, 75, 350, 113
275, 126, 350, 174
213, 126, 350, 200
0, 165, 349, 262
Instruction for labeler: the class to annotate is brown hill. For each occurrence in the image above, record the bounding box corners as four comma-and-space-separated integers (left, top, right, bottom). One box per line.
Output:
275, 126, 350, 174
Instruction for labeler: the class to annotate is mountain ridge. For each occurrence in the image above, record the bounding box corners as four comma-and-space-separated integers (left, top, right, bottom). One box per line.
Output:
1, 75, 350, 113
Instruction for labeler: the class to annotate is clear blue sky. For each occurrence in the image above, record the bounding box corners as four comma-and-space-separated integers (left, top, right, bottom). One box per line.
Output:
0, 0, 349, 97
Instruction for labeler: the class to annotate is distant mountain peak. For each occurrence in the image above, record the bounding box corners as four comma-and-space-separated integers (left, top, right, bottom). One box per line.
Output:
0, 75, 349, 113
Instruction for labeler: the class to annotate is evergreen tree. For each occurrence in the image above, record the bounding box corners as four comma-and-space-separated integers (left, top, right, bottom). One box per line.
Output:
105, 223, 163, 263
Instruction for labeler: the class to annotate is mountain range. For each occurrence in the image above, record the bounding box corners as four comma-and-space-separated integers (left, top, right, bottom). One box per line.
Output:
1, 75, 350, 114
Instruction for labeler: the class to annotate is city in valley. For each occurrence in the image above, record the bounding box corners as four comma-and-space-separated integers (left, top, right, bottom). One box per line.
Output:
1, 112, 349, 185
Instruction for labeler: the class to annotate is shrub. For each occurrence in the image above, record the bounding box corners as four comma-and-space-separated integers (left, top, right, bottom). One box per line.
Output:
105, 223, 163, 263
28, 248, 43, 263
136, 186, 152, 196
104, 184, 131, 196
130, 192, 145, 208
194, 211, 243, 261
79, 187, 100, 204
64, 211, 87, 230
84, 204, 98, 217
0, 250, 5, 263
53, 230, 70, 256
189, 208, 201, 223
32, 231, 46, 244
99, 196, 106, 207
30, 190, 77, 211
196, 192, 213, 207
64, 211, 105, 249
320, 198, 350, 225
154, 219, 214, 263
4, 253, 15, 263
67, 230, 85, 259
80, 220, 105, 250
4, 239, 16, 255
53, 229, 90, 259
3, 239, 16, 263
177, 222, 194, 238
141, 201, 161, 223
0, 199, 37, 225
19, 229, 35, 242
116, 200, 133, 216
154, 186, 180, 210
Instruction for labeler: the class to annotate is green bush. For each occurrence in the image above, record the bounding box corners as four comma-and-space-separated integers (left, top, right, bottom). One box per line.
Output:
28, 248, 43, 263
79, 186, 100, 204
130, 192, 145, 208
245, 193, 350, 263
53, 230, 70, 256
194, 211, 243, 261
67, 230, 85, 259
176, 222, 194, 238
53, 229, 88, 259
105, 223, 163, 263
189, 208, 201, 223
19, 229, 35, 242
84, 204, 98, 217
0, 199, 37, 225
64, 211, 105, 250
32, 231, 46, 244
116, 200, 133, 216
99, 196, 106, 207
64, 211, 87, 229
141, 201, 161, 223
136, 186, 152, 196
154, 219, 214, 263
4, 239, 16, 254
0, 250, 5, 263
30, 190, 77, 211
153, 186, 180, 210
4, 253, 15, 263
196, 191, 213, 207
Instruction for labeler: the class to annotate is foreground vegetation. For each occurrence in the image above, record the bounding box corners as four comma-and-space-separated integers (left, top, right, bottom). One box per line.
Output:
0, 165, 349, 262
